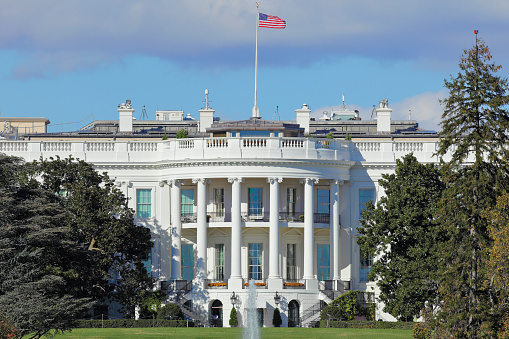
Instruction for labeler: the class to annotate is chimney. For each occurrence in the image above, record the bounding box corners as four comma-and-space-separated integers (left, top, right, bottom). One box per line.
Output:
199, 89, 215, 132
295, 103, 311, 134
376, 99, 391, 134
118, 99, 134, 133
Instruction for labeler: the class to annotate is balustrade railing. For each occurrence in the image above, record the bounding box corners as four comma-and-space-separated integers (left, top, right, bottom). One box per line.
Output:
207, 212, 231, 222
204, 279, 228, 289
181, 212, 197, 223
279, 212, 304, 222
314, 213, 330, 224
283, 279, 306, 289
242, 278, 267, 289
241, 212, 270, 222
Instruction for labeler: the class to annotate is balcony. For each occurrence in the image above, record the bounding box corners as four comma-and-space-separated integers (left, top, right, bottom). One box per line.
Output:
314, 213, 330, 224
283, 279, 306, 289
279, 212, 304, 222
243, 278, 267, 289
204, 279, 228, 289
181, 212, 197, 223
241, 212, 270, 222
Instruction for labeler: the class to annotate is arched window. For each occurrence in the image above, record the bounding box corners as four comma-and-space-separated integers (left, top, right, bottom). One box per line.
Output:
210, 300, 223, 327
288, 300, 300, 327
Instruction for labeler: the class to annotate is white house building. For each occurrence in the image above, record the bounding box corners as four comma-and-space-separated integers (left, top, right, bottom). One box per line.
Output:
0, 92, 450, 327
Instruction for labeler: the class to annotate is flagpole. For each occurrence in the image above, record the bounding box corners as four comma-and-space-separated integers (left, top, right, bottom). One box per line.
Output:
252, 2, 260, 118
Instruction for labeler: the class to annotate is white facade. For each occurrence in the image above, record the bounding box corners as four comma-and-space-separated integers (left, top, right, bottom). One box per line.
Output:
0, 133, 455, 326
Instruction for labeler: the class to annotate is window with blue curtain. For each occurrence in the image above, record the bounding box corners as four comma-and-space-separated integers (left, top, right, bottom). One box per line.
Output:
248, 188, 263, 216
181, 189, 194, 217
317, 189, 330, 214
142, 252, 152, 276
360, 249, 373, 282
359, 189, 375, 219
317, 244, 330, 281
136, 189, 151, 218
181, 244, 194, 281
248, 243, 263, 280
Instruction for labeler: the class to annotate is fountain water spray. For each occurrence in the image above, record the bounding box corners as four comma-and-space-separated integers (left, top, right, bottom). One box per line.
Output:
243, 279, 260, 339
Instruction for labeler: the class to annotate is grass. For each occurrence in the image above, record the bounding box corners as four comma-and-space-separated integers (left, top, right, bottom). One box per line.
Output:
50, 327, 413, 339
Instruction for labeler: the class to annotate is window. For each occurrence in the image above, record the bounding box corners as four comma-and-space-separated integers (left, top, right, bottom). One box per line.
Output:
142, 252, 152, 276
317, 244, 330, 281
317, 189, 330, 214
248, 243, 263, 280
136, 189, 151, 218
182, 244, 194, 281
181, 189, 194, 218
248, 188, 263, 217
215, 244, 224, 280
287, 188, 296, 216
359, 189, 375, 219
214, 188, 225, 217
360, 250, 373, 282
287, 244, 297, 280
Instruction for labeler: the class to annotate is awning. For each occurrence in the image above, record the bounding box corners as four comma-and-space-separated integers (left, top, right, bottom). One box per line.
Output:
255, 295, 267, 309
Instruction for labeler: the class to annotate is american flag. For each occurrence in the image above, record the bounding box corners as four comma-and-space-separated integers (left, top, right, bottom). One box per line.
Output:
259, 13, 286, 29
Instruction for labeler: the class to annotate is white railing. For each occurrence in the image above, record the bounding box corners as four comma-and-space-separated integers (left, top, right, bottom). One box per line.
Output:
0, 138, 445, 164
394, 142, 424, 152
281, 138, 304, 148
86, 142, 115, 152
207, 138, 228, 148
242, 138, 267, 148
0, 142, 28, 152
129, 142, 158, 152
42, 142, 72, 152
354, 142, 381, 152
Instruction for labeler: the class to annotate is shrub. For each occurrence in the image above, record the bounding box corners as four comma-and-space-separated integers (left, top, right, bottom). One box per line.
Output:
327, 132, 334, 139
272, 308, 282, 327
345, 133, 352, 140
0, 312, 17, 339
412, 322, 432, 339
229, 308, 238, 326
320, 291, 375, 322
75, 319, 193, 328
176, 130, 188, 139
156, 303, 184, 320
320, 321, 414, 330
162, 134, 168, 140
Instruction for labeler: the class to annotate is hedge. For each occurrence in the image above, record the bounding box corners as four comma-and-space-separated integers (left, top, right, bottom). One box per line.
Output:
320, 321, 414, 330
76, 319, 194, 328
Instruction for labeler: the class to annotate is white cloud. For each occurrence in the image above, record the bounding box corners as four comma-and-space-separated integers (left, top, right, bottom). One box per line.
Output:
1, 0, 508, 77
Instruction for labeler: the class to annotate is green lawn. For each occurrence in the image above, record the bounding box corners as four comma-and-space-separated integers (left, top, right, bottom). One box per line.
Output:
50, 327, 413, 339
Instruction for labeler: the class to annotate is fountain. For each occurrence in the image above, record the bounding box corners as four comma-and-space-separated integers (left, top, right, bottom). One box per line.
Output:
243, 279, 260, 339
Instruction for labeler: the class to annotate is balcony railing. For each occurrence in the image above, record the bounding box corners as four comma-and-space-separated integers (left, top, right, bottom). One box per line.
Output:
279, 212, 304, 222
243, 278, 267, 289
207, 212, 231, 222
204, 279, 228, 289
241, 212, 270, 222
314, 213, 330, 224
181, 212, 197, 223
283, 279, 306, 289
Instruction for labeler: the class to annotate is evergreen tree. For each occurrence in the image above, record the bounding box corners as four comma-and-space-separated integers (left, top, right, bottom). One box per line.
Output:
434, 35, 509, 338
27, 156, 154, 316
0, 154, 92, 338
229, 307, 238, 327
272, 308, 281, 327
357, 154, 444, 320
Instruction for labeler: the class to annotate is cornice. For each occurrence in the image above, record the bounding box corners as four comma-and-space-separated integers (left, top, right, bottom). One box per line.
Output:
94, 158, 356, 171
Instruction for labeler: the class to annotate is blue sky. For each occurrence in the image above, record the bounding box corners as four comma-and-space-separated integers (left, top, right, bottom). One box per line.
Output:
1, 0, 508, 133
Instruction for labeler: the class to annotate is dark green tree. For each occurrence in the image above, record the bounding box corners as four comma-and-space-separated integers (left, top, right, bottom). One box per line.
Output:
229, 307, 238, 327
357, 153, 445, 321
26, 156, 154, 317
434, 36, 509, 338
176, 129, 188, 138
272, 308, 282, 327
0, 154, 92, 338
156, 303, 184, 320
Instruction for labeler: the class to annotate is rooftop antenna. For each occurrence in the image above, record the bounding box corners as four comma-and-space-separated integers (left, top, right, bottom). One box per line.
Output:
272, 105, 280, 120
409, 109, 412, 121
341, 93, 347, 110
203, 89, 212, 110
140, 105, 148, 120
370, 105, 376, 120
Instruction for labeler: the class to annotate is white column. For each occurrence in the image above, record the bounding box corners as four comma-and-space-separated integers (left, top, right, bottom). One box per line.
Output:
302, 178, 317, 280
228, 177, 243, 286
170, 179, 182, 280
193, 178, 209, 281
331, 180, 342, 281
159, 180, 171, 280
268, 177, 282, 279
